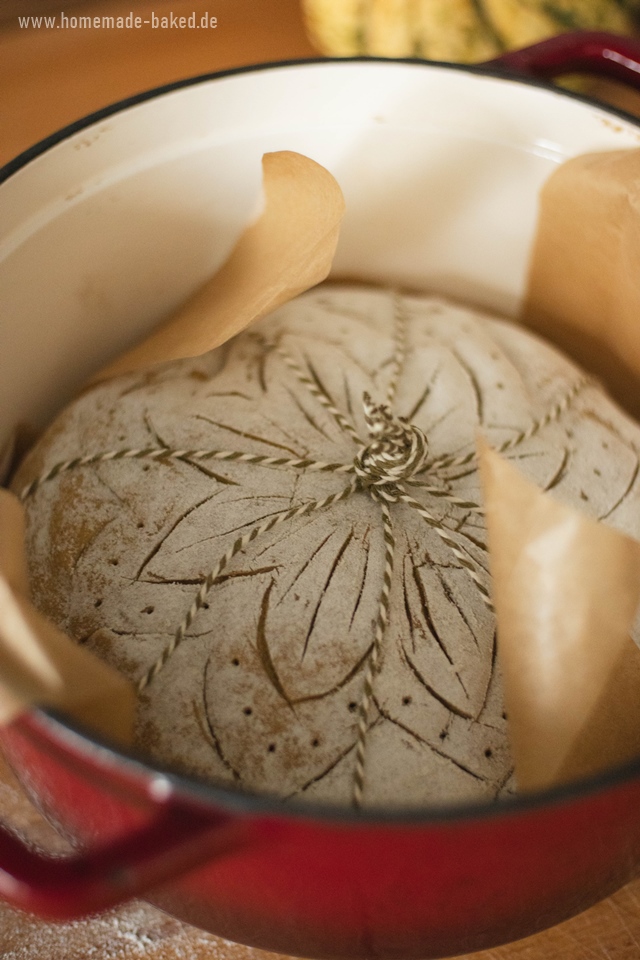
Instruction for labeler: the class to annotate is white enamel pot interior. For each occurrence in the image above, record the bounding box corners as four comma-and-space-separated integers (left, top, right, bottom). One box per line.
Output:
2, 59, 640, 457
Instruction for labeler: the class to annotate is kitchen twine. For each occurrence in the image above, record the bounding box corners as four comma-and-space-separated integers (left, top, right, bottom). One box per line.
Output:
21, 293, 589, 807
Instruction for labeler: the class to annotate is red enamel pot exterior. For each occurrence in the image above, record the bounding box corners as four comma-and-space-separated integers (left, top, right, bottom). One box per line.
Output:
2, 710, 640, 959
4, 31, 640, 960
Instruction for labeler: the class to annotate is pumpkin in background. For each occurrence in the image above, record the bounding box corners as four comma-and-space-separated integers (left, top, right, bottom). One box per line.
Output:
301, 0, 639, 62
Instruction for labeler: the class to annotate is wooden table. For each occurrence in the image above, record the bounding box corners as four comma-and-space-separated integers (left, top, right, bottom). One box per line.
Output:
0, 0, 317, 166
3, 2, 640, 956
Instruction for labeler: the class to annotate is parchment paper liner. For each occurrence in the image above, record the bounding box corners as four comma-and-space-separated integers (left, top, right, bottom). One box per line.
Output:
2, 143, 640, 796
93, 150, 345, 384
478, 439, 640, 792
524, 148, 640, 421
468, 145, 640, 791
0, 489, 135, 744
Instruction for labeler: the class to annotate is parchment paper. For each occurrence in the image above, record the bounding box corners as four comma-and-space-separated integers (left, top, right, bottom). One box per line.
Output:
0, 489, 135, 743
524, 148, 640, 420
487, 144, 640, 790
478, 438, 640, 792
93, 150, 345, 383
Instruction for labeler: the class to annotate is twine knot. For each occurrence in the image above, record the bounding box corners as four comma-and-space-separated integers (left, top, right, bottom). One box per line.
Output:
354, 392, 429, 499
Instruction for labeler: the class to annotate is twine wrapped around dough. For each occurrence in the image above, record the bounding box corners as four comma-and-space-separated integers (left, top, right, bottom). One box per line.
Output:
19, 293, 591, 806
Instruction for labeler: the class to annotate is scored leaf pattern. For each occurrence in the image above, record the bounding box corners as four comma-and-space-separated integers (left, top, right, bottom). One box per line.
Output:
17, 285, 640, 808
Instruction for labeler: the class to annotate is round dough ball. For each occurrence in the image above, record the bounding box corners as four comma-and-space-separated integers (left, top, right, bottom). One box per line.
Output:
14, 284, 640, 808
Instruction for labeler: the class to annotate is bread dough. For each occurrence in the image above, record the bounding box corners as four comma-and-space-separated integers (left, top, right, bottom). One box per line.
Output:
15, 285, 640, 808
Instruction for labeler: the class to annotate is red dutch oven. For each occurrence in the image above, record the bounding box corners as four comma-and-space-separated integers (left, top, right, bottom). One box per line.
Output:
3, 32, 640, 960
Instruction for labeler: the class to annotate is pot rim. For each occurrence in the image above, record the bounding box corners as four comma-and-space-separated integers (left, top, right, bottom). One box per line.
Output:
3, 53, 640, 186
5, 54, 640, 827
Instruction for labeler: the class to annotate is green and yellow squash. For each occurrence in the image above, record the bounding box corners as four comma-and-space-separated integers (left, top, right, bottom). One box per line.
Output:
301, 0, 639, 62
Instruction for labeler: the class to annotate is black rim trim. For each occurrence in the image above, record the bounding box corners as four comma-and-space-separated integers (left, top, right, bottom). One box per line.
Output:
4, 55, 640, 824
3, 55, 640, 186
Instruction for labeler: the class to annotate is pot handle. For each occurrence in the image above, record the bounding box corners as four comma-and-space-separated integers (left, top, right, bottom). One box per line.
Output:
483, 31, 640, 90
0, 805, 238, 920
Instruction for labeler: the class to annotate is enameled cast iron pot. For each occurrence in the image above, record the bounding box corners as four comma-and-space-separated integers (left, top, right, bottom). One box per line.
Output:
3, 33, 640, 960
